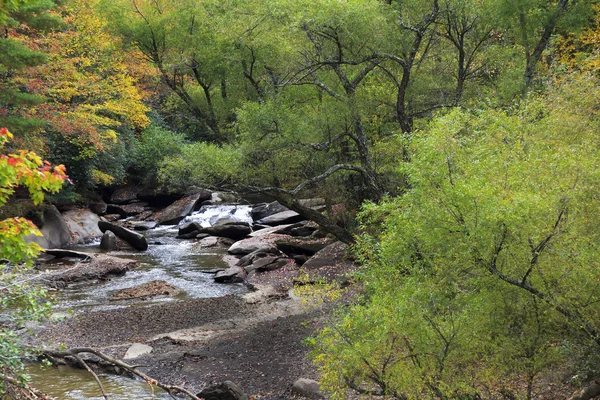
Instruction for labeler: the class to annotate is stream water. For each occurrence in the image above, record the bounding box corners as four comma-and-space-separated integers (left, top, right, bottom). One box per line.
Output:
27, 204, 253, 399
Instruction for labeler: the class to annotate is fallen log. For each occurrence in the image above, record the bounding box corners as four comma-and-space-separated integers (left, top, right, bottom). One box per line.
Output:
41, 347, 200, 400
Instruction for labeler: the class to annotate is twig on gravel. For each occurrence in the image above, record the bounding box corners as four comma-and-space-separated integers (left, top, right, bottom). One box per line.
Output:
40, 347, 201, 400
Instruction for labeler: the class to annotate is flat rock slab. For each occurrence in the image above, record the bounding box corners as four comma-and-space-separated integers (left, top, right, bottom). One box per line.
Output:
255, 210, 304, 226
111, 280, 181, 300
124, 343, 153, 360
43, 249, 91, 260
39, 254, 138, 287
227, 233, 290, 255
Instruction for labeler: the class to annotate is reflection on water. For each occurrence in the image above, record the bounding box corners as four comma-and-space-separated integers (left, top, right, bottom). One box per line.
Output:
27, 364, 173, 399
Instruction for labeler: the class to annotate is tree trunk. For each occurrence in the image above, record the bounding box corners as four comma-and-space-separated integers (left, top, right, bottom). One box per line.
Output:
269, 192, 356, 245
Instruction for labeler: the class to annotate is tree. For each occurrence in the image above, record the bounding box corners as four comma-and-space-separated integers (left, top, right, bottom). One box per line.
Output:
0, 127, 66, 396
0, 0, 61, 146
310, 73, 600, 399
25, 0, 151, 189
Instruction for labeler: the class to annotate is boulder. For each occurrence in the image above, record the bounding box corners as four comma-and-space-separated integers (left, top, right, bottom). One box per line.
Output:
255, 210, 304, 226
227, 234, 289, 255
62, 209, 103, 244
98, 221, 148, 251
123, 343, 153, 360
276, 237, 335, 256
292, 378, 324, 399
303, 241, 347, 270
290, 226, 318, 237
235, 247, 283, 267
109, 186, 141, 205
199, 222, 251, 240
178, 222, 202, 236
25, 205, 71, 249
178, 231, 201, 239
89, 201, 107, 215
214, 267, 245, 283
248, 224, 293, 237
251, 201, 289, 221
252, 257, 289, 272
197, 381, 249, 400
132, 221, 157, 231
100, 231, 118, 251
153, 191, 211, 225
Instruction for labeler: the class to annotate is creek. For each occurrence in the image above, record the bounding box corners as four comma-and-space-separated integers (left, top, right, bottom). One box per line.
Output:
27, 204, 253, 399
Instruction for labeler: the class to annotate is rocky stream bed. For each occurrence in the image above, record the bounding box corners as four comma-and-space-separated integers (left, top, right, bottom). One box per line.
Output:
17, 188, 355, 400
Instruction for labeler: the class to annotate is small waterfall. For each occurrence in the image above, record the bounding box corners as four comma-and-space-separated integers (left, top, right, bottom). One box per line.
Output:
180, 205, 253, 227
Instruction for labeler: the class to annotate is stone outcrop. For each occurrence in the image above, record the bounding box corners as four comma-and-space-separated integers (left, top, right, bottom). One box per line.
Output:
98, 221, 148, 251
25, 205, 71, 249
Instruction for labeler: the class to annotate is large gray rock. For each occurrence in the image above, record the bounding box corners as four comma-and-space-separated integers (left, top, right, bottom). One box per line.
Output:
255, 210, 304, 226
252, 257, 289, 272
303, 241, 347, 270
275, 237, 334, 256
132, 221, 157, 231
197, 381, 249, 400
227, 234, 289, 255
214, 267, 245, 283
153, 191, 211, 225
251, 201, 289, 221
199, 222, 251, 240
178, 222, 202, 236
98, 221, 148, 251
25, 205, 71, 249
292, 378, 324, 399
100, 231, 118, 251
62, 209, 103, 244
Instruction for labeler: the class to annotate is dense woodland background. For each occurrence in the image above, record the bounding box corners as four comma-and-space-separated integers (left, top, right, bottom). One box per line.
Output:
3, 0, 600, 398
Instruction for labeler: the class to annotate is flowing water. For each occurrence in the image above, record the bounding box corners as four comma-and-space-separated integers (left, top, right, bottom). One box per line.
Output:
50, 205, 252, 312
27, 204, 253, 398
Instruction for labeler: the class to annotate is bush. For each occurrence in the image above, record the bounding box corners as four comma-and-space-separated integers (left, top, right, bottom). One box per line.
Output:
132, 125, 187, 185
